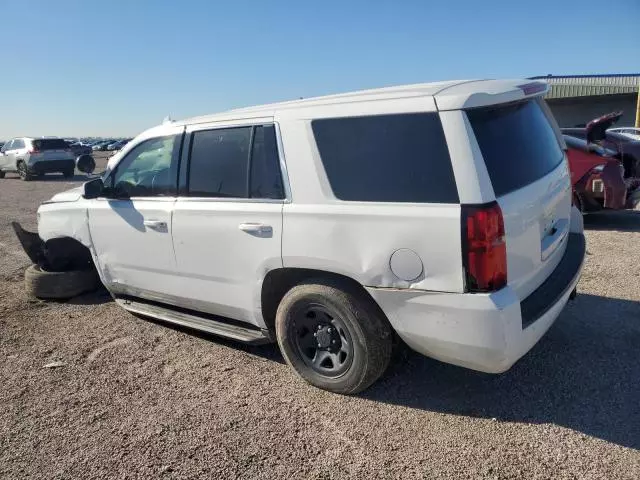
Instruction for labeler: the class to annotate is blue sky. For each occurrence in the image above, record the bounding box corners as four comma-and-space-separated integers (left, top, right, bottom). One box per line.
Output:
1, 0, 638, 138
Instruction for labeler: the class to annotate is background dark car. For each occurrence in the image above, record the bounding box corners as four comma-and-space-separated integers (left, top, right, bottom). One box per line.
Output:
66, 142, 92, 157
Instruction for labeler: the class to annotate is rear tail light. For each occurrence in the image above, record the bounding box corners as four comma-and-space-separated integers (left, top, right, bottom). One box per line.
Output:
29, 147, 40, 154
462, 202, 507, 292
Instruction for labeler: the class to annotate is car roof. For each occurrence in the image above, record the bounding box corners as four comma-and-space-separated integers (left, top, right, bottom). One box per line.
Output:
173, 79, 547, 127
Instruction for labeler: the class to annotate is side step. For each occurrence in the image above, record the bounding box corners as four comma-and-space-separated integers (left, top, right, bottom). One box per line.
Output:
116, 298, 273, 345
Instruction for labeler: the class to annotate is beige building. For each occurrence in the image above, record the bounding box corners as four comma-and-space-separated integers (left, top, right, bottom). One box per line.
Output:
531, 74, 640, 128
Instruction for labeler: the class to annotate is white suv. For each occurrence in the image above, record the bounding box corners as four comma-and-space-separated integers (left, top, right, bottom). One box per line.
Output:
17, 79, 585, 394
0, 137, 76, 180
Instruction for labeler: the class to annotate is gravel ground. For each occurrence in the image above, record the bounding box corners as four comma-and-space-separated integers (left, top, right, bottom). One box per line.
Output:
0, 157, 639, 479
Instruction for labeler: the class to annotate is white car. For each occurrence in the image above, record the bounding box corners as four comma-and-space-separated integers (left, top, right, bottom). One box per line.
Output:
15, 79, 585, 394
607, 127, 640, 141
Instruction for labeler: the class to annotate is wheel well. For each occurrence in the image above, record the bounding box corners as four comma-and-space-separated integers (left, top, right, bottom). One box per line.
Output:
43, 236, 95, 272
260, 268, 380, 331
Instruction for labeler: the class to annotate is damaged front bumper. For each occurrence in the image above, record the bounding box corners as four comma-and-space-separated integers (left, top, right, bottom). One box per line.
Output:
11, 222, 93, 272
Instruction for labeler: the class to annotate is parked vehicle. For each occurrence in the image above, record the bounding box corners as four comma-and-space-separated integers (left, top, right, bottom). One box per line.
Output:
0, 137, 75, 180
564, 135, 628, 212
107, 139, 130, 151
67, 142, 92, 157
562, 112, 640, 180
608, 127, 640, 141
92, 140, 114, 151
13, 79, 585, 394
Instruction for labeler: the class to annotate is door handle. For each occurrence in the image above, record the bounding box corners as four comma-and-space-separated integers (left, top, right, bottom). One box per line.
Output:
143, 219, 167, 230
239, 223, 272, 235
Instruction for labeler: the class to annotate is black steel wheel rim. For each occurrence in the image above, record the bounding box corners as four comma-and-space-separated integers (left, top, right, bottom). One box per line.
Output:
289, 303, 354, 378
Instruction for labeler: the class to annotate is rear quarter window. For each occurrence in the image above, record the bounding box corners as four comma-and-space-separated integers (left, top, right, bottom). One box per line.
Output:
33, 139, 69, 150
467, 99, 564, 197
311, 113, 459, 203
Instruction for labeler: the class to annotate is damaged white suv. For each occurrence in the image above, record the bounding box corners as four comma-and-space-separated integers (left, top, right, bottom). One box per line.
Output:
14, 80, 586, 394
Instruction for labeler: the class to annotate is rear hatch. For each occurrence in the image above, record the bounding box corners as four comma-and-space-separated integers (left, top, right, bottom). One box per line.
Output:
31, 139, 74, 161
467, 98, 572, 300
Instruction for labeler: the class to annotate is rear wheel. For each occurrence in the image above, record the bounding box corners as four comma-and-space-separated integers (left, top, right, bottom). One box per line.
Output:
275, 279, 393, 394
17, 161, 31, 181
0, 171, 5, 179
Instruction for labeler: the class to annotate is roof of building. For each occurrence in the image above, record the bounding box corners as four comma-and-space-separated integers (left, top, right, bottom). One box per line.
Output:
530, 74, 640, 99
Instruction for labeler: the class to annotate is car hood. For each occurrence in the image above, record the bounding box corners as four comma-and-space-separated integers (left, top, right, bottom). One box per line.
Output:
586, 111, 623, 143
46, 186, 84, 203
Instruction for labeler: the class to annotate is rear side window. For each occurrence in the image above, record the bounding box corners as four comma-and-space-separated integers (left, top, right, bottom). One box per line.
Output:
311, 113, 458, 203
187, 125, 284, 199
467, 99, 564, 197
32, 139, 68, 150
13, 139, 25, 149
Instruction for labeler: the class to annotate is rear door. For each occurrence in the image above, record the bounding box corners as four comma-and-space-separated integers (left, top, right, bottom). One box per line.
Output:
466, 98, 572, 300
171, 122, 285, 327
0, 140, 14, 170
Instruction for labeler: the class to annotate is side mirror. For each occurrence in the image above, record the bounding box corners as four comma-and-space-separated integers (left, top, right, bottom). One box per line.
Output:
82, 177, 104, 199
76, 154, 96, 174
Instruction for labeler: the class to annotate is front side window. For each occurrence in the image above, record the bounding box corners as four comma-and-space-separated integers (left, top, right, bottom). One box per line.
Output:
1, 140, 13, 152
107, 135, 178, 197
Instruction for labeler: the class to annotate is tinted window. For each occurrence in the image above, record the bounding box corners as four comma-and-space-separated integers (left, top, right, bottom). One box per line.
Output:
32, 139, 68, 150
250, 125, 284, 199
108, 136, 178, 197
13, 139, 25, 149
311, 113, 458, 203
2, 140, 13, 151
188, 127, 252, 197
467, 99, 564, 197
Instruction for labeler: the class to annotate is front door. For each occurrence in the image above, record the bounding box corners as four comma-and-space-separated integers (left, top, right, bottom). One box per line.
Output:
88, 130, 184, 299
171, 123, 286, 327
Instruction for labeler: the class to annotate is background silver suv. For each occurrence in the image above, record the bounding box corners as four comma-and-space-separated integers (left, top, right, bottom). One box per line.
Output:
0, 137, 76, 180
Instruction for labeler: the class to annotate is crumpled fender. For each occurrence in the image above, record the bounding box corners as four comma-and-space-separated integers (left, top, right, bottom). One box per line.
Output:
37, 201, 92, 247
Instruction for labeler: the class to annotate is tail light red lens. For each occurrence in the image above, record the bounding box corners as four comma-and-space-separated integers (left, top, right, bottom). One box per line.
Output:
462, 202, 507, 292
29, 147, 40, 154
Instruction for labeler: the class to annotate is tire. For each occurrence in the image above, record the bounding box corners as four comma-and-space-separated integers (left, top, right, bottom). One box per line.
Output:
24, 264, 100, 299
275, 279, 393, 394
0, 171, 5, 178
17, 161, 31, 181
63, 168, 74, 179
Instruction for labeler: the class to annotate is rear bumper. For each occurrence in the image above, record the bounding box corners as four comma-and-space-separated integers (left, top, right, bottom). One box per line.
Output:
367, 233, 586, 373
27, 159, 75, 174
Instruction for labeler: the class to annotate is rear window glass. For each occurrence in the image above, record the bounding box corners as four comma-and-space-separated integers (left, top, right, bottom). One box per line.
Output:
33, 139, 69, 150
311, 113, 459, 203
467, 99, 564, 197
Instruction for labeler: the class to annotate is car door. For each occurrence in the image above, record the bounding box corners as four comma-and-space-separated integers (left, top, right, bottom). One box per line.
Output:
0, 140, 13, 170
87, 128, 184, 299
171, 122, 286, 327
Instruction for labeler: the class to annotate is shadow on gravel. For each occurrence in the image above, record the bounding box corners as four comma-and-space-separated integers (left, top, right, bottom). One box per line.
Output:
65, 287, 112, 306
363, 293, 640, 450
583, 210, 640, 232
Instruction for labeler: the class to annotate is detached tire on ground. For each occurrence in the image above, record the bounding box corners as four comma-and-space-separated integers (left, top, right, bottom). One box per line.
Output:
275, 279, 393, 394
24, 264, 99, 299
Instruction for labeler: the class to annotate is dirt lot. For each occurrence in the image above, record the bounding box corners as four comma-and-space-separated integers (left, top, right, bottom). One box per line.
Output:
1, 155, 639, 479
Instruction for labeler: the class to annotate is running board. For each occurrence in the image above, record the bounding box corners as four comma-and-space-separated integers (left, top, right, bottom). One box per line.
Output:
116, 298, 273, 345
